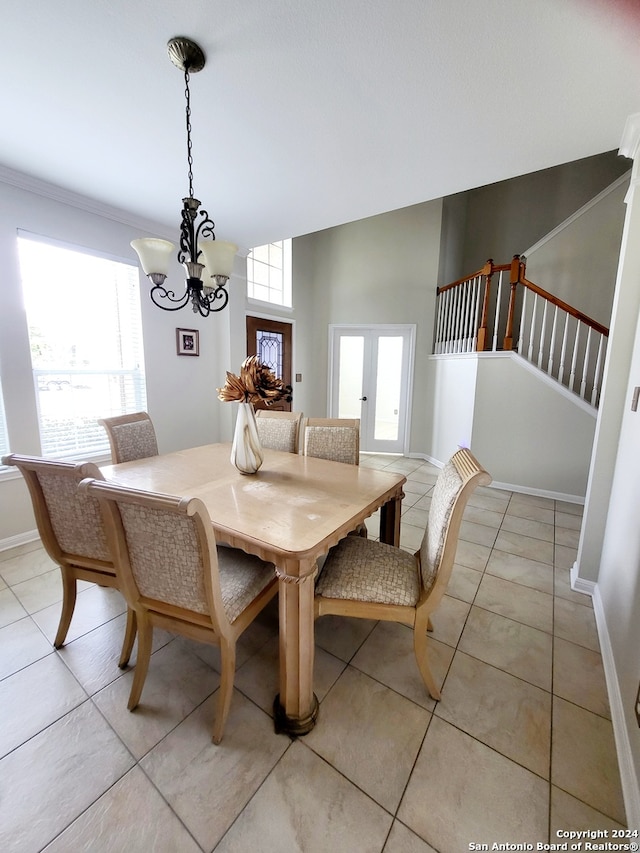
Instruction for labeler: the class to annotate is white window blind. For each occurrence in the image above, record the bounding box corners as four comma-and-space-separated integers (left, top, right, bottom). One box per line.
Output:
247, 239, 292, 307
17, 235, 147, 459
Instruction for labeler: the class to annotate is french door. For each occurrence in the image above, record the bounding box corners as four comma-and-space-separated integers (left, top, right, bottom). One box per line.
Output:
329, 325, 415, 453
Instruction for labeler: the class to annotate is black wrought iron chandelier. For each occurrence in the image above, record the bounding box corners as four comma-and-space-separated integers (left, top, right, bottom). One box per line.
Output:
131, 37, 237, 316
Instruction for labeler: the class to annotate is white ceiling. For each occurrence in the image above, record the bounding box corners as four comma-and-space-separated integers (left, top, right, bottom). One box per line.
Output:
2, 0, 639, 249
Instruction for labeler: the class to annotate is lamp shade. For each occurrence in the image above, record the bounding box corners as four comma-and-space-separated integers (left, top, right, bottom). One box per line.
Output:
130, 238, 175, 276
198, 240, 238, 279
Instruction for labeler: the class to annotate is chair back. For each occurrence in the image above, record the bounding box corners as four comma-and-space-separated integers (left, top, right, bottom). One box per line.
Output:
255, 410, 302, 453
2, 454, 112, 568
79, 478, 230, 633
301, 417, 360, 465
418, 448, 491, 607
98, 412, 158, 464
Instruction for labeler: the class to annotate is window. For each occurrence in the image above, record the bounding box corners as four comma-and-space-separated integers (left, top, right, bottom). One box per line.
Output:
17, 234, 147, 458
246, 239, 292, 307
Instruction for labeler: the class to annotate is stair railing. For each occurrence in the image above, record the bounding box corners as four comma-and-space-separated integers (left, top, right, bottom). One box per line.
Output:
434, 256, 609, 407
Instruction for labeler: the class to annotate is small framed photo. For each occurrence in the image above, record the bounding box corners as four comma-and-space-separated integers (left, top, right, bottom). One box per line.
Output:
176, 328, 199, 357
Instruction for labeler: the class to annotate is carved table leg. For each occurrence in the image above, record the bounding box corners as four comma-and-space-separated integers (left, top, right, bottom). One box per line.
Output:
379, 488, 404, 546
273, 557, 319, 736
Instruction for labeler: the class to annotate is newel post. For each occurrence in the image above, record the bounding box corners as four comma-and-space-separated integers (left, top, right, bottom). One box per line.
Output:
503, 254, 522, 350
476, 259, 493, 352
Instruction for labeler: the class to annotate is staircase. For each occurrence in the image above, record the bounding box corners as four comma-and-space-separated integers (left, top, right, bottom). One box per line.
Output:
434, 256, 609, 408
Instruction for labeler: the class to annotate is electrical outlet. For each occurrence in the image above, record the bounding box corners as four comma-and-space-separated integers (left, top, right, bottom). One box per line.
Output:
632, 386, 640, 412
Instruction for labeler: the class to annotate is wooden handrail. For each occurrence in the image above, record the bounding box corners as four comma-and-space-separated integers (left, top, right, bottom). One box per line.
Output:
436, 259, 510, 295
519, 276, 609, 337
437, 255, 608, 351
434, 255, 610, 404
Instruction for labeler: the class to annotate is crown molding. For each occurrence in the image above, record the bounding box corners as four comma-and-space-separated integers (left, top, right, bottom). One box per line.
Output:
619, 113, 640, 161
523, 171, 631, 258
0, 164, 173, 238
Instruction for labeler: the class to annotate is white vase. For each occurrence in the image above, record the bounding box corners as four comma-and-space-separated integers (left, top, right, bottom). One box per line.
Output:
230, 402, 264, 474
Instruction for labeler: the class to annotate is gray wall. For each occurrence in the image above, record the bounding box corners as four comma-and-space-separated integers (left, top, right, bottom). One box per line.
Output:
525, 176, 628, 328
293, 200, 443, 454
440, 150, 629, 283
425, 353, 595, 499
472, 355, 595, 498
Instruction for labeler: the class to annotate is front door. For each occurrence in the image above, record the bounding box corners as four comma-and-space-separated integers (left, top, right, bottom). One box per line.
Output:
329, 325, 415, 453
246, 316, 293, 412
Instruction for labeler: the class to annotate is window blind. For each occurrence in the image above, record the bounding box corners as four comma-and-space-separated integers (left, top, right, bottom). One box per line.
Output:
17, 235, 147, 459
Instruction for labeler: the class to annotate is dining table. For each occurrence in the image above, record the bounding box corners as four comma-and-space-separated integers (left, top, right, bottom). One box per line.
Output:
100, 442, 406, 735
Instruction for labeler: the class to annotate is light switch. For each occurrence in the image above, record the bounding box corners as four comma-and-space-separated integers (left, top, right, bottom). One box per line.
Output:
295, 373, 302, 382
632, 387, 640, 412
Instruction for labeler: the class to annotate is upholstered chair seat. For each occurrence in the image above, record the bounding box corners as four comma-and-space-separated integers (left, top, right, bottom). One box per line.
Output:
315, 536, 420, 606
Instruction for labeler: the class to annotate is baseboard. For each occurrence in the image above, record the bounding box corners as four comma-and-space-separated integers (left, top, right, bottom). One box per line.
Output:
586, 576, 640, 828
409, 453, 585, 504
490, 480, 584, 504
570, 561, 596, 596
0, 529, 39, 553
407, 452, 441, 467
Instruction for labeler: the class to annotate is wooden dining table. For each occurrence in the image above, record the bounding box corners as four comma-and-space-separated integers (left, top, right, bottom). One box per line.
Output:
101, 442, 406, 735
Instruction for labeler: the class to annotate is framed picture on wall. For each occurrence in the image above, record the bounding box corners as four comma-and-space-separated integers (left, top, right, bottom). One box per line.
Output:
176, 328, 199, 356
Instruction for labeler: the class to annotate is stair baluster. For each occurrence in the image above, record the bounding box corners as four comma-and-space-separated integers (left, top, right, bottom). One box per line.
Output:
433, 255, 610, 408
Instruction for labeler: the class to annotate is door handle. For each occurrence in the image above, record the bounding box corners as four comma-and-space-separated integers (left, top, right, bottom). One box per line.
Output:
360, 396, 367, 401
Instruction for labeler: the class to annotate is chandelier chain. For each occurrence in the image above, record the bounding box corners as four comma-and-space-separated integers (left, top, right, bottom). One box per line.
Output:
131, 38, 236, 317
184, 68, 194, 199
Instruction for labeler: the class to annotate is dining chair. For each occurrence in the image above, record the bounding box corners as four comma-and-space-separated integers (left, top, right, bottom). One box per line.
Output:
301, 417, 360, 465
314, 447, 491, 700
97, 411, 158, 464
79, 476, 279, 744
255, 409, 303, 453
1, 454, 136, 662
302, 417, 367, 536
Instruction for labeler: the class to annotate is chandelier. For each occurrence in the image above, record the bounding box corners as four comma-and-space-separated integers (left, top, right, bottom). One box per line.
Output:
131, 37, 238, 316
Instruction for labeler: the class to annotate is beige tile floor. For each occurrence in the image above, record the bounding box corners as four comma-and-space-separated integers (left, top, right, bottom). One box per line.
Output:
0, 455, 627, 852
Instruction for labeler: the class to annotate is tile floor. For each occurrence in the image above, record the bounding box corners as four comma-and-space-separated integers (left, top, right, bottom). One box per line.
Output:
0, 455, 627, 852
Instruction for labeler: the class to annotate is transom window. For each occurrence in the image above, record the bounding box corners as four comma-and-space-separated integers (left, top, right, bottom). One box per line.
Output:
17, 234, 147, 458
246, 239, 292, 307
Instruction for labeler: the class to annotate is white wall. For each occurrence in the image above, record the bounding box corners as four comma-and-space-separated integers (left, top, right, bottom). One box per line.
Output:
0, 172, 234, 542
472, 354, 595, 499
426, 355, 477, 463
595, 297, 640, 822
576, 117, 640, 824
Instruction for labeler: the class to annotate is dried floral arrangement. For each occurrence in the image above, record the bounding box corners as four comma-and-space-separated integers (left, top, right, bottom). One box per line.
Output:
217, 356, 293, 406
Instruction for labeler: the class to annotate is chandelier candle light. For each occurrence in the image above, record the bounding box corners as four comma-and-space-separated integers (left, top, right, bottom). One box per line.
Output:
131, 37, 238, 316
218, 356, 293, 474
